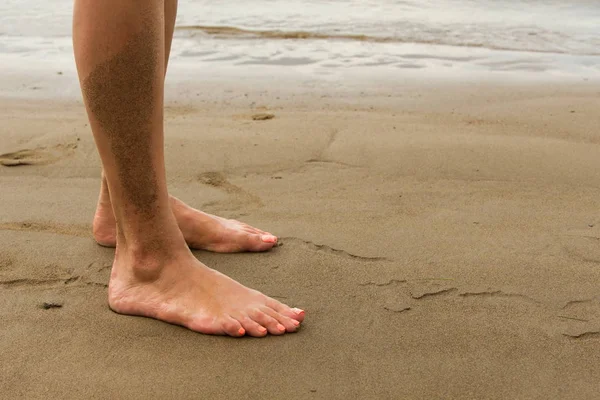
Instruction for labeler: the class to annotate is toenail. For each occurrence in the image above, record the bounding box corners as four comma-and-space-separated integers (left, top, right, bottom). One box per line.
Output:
277, 324, 285, 331
292, 308, 304, 315
238, 328, 246, 336
258, 326, 267, 333
261, 235, 277, 243
292, 319, 300, 326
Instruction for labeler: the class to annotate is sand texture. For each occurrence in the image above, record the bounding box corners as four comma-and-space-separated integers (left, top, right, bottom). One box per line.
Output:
1, 82, 600, 399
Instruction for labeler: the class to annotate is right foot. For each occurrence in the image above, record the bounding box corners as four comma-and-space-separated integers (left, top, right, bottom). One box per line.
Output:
108, 247, 305, 337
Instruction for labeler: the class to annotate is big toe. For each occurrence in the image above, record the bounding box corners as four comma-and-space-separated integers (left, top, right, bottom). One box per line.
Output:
261, 306, 300, 333
241, 232, 278, 252
267, 299, 305, 322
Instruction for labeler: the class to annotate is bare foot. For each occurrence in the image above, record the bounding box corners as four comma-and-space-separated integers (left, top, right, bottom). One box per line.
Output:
109, 246, 305, 337
93, 180, 277, 252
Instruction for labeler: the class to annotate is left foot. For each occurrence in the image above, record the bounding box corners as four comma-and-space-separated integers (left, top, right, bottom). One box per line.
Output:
93, 182, 278, 252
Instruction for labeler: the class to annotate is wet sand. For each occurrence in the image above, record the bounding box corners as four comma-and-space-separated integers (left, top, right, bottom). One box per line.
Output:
1, 81, 600, 399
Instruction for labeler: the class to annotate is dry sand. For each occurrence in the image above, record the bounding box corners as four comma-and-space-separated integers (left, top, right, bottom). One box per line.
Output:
1, 80, 600, 399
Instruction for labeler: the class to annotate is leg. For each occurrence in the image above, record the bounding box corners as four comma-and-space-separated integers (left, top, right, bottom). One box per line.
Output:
92, 0, 277, 252
164, 0, 178, 72
73, 0, 304, 336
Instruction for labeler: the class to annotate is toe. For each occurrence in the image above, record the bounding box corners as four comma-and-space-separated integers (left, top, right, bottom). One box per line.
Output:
261, 306, 300, 333
267, 299, 305, 323
243, 233, 278, 252
239, 317, 268, 337
259, 234, 278, 245
221, 316, 246, 337
189, 315, 245, 337
251, 309, 286, 335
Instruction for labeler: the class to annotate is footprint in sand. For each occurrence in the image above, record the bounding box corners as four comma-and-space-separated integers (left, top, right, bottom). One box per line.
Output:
0, 144, 77, 167
197, 171, 264, 211
561, 222, 600, 264
0, 221, 90, 238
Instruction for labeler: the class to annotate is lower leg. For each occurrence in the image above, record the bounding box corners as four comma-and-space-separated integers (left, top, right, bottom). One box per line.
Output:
93, 0, 277, 252
74, 0, 303, 337
164, 0, 178, 72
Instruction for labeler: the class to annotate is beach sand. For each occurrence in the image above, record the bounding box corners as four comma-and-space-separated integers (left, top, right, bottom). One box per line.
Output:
1, 80, 600, 399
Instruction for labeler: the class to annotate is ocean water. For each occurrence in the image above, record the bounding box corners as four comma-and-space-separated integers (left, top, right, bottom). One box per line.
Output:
1, 0, 599, 90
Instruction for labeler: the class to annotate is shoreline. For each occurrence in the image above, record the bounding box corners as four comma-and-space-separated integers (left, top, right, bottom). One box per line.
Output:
1, 39, 599, 101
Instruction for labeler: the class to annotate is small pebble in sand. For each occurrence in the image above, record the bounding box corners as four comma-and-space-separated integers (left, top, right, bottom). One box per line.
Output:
40, 302, 63, 310
252, 113, 275, 121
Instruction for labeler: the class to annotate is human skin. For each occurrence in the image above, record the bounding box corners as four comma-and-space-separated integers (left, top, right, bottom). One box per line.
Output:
92, 0, 279, 253
73, 0, 305, 337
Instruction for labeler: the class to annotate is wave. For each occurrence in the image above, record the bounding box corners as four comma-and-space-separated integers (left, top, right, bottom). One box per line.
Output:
177, 25, 398, 43
175, 25, 600, 56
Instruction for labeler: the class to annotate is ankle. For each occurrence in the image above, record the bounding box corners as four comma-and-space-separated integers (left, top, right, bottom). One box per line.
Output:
120, 232, 181, 256
115, 204, 182, 246
114, 240, 187, 281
